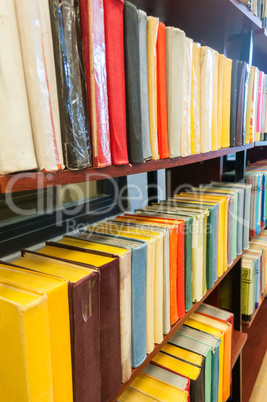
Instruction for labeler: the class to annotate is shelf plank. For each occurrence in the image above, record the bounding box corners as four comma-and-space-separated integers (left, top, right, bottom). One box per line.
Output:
254, 141, 267, 147
0, 144, 254, 194
112, 254, 242, 401
231, 330, 248, 369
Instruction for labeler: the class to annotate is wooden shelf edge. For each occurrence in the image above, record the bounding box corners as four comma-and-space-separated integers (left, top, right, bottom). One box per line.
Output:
231, 330, 248, 369
229, 0, 262, 29
112, 254, 242, 401
0, 144, 254, 194
254, 141, 267, 147
242, 294, 266, 328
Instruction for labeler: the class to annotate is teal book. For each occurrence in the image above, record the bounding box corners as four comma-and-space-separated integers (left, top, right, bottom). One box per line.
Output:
78, 231, 147, 368
169, 332, 212, 402
178, 325, 221, 402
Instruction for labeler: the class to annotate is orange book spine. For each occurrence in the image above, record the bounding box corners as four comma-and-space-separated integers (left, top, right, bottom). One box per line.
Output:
156, 22, 169, 159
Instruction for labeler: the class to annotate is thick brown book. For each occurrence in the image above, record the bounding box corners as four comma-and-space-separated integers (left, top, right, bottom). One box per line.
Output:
41, 242, 122, 402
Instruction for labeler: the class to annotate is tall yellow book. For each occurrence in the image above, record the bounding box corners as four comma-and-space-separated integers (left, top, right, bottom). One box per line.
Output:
0, 281, 53, 401
0, 262, 72, 402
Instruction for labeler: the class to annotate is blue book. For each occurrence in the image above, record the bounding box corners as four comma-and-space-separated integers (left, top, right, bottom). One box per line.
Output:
77, 231, 147, 368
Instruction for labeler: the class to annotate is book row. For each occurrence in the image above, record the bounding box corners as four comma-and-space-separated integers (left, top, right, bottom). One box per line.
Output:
119, 303, 234, 402
240, 0, 267, 27
1, 0, 267, 175
0, 180, 254, 401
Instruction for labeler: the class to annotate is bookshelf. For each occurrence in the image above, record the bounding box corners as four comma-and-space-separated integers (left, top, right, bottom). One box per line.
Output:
2, 0, 267, 401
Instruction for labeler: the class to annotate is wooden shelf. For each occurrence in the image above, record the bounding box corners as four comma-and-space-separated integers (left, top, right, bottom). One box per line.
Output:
231, 330, 248, 369
112, 254, 242, 401
242, 295, 266, 328
254, 141, 267, 147
0, 144, 255, 194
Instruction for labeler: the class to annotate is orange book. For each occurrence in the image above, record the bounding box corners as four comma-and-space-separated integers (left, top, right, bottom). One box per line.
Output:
157, 22, 169, 159
123, 213, 185, 319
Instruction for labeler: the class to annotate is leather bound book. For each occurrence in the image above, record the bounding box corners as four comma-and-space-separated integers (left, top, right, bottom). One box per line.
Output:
235, 61, 247, 146
103, 0, 128, 165
124, 1, 143, 163
147, 16, 159, 160
166, 27, 185, 158
181, 37, 193, 157
37, 242, 121, 402
79, 0, 111, 168
157, 22, 169, 159
0, 0, 37, 175
230, 60, 238, 147
138, 10, 152, 161
15, 0, 64, 172
49, 0, 92, 170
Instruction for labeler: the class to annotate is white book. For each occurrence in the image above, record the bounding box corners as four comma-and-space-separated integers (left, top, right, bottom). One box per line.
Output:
0, 0, 37, 175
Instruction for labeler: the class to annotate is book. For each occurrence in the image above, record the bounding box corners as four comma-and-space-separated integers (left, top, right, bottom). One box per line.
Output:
236, 61, 247, 146
0, 281, 53, 401
79, 0, 111, 168
58, 235, 131, 382
131, 372, 189, 401
200, 47, 214, 153
0, 0, 37, 175
15, 0, 64, 172
124, 1, 143, 163
243, 64, 251, 144
191, 42, 201, 154
138, 10, 152, 161
35, 242, 121, 402
256, 71, 265, 141
211, 51, 219, 151
49, 0, 92, 170
178, 325, 221, 402
222, 57, 232, 148
152, 351, 204, 402
197, 303, 234, 329
230, 60, 239, 147
166, 26, 185, 158
217, 54, 224, 149
157, 22, 169, 159
241, 259, 256, 320
77, 230, 147, 367
147, 16, 159, 160
142, 362, 190, 393
180, 37, 193, 157
103, 0, 128, 165
118, 386, 165, 401
0, 260, 73, 402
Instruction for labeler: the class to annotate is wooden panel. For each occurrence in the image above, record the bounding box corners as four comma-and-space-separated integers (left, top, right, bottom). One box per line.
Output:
0, 144, 254, 194
232, 331, 248, 369
112, 254, 242, 401
242, 298, 267, 402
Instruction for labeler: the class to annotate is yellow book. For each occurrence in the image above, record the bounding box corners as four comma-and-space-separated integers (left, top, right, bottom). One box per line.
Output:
92, 222, 163, 351
221, 57, 232, 148
191, 312, 231, 402
212, 51, 219, 151
147, 16, 159, 160
217, 54, 225, 149
176, 193, 227, 276
191, 42, 201, 154
161, 343, 203, 367
118, 386, 163, 401
131, 372, 189, 402
58, 236, 132, 382
0, 281, 53, 402
185, 317, 224, 402
0, 262, 72, 402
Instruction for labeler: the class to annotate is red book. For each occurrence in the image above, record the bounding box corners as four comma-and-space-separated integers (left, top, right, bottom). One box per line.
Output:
157, 22, 169, 159
103, 0, 129, 165
79, 0, 111, 168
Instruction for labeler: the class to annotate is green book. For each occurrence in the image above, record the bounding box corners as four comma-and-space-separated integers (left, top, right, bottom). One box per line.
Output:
241, 259, 255, 320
